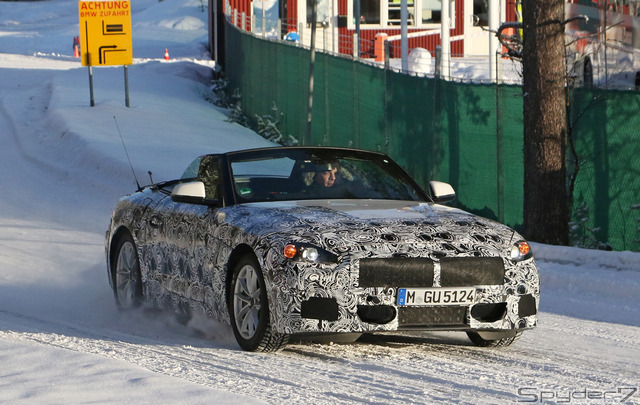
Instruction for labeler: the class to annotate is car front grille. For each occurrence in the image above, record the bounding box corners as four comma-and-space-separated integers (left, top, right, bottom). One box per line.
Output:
358, 257, 434, 287
439, 257, 505, 286
358, 256, 505, 287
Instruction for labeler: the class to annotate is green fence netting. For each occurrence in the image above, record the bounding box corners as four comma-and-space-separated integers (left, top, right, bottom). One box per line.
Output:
569, 89, 640, 250
224, 23, 640, 252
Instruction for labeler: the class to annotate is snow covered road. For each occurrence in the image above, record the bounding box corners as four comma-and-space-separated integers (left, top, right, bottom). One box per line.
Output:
1, 0, 639, 403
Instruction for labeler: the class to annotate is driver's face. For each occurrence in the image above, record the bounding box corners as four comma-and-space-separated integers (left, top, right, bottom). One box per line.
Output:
314, 167, 338, 187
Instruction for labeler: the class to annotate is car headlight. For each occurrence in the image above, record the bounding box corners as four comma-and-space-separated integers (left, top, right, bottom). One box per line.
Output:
283, 243, 338, 264
510, 241, 533, 262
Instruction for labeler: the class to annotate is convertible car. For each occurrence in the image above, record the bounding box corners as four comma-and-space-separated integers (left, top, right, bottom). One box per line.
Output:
105, 146, 539, 352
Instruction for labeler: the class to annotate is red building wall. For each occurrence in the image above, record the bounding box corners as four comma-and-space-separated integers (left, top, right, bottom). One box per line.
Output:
337, 0, 466, 57
229, 0, 502, 57
227, 0, 253, 30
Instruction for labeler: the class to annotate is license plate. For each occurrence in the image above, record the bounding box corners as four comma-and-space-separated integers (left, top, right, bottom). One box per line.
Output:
397, 287, 476, 306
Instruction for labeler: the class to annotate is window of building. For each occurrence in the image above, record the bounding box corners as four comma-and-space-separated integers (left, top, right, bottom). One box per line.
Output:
420, 0, 441, 24
307, 0, 331, 24
473, 0, 488, 26
387, 0, 415, 25
357, 0, 381, 25
350, 0, 454, 28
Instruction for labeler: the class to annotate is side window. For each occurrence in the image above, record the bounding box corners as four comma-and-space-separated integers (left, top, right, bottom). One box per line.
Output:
181, 157, 202, 179
198, 156, 221, 200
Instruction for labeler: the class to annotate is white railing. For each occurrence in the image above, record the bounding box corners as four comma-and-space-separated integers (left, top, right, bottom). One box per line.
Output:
224, 7, 525, 84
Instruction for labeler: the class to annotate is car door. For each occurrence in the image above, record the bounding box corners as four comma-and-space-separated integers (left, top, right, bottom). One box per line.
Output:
144, 156, 226, 314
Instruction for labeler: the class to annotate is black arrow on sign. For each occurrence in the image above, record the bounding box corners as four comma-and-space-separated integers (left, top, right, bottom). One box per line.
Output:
99, 45, 127, 65
99, 45, 117, 64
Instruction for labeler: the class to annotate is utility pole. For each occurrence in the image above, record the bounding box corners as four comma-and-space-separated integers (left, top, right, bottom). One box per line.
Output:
440, 0, 450, 79
488, 0, 500, 82
401, 0, 408, 71
305, 0, 318, 144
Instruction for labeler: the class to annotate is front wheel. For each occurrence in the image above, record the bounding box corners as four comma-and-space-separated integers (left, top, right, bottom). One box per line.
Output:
466, 330, 522, 347
228, 254, 288, 352
112, 233, 143, 310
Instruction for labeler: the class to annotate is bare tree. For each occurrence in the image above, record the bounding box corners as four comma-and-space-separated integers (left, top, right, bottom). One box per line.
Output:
521, 0, 569, 245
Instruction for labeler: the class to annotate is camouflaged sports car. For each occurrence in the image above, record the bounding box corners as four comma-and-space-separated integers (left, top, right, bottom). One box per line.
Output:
105, 146, 539, 352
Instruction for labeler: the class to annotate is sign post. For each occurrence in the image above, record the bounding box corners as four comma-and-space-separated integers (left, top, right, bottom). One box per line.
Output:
79, 0, 133, 106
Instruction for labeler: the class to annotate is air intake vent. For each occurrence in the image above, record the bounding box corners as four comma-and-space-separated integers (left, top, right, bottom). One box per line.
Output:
440, 257, 505, 286
358, 257, 434, 288
398, 306, 467, 327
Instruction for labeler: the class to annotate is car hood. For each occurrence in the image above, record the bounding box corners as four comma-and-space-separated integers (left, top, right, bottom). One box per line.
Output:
223, 200, 520, 257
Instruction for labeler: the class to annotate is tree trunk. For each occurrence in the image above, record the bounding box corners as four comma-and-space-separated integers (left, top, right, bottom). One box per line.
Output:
521, 0, 569, 245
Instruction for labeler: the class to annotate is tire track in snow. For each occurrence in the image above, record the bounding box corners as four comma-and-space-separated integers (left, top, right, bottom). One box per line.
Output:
0, 310, 436, 403
1, 308, 639, 404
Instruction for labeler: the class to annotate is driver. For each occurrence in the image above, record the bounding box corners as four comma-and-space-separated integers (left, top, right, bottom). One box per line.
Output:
298, 161, 343, 197
311, 161, 340, 188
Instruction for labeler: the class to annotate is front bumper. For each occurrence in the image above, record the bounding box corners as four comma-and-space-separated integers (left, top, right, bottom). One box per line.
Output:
266, 254, 539, 335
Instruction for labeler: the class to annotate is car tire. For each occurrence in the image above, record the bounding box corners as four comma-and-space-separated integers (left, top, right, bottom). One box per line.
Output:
228, 254, 289, 352
112, 233, 143, 310
466, 330, 522, 347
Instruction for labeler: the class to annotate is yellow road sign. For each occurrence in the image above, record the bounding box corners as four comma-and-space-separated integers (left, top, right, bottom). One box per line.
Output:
79, 0, 132, 66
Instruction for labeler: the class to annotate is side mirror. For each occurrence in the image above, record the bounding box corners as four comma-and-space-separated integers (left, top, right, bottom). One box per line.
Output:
429, 181, 456, 204
171, 181, 219, 206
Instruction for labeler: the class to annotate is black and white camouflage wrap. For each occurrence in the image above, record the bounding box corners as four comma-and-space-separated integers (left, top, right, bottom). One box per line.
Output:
106, 191, 539, 335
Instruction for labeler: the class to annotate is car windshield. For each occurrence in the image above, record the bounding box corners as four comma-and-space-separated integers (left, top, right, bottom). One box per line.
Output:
228, 149, 427, 203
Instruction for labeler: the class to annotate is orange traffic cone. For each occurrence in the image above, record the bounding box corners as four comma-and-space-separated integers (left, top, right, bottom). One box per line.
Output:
164, 48, 170, 60
74, 44, 80, 58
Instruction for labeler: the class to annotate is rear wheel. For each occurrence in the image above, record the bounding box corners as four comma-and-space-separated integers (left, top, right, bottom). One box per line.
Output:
112, 233, 143, 310
466, 330, 522, 347
228, 254, 288, 352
